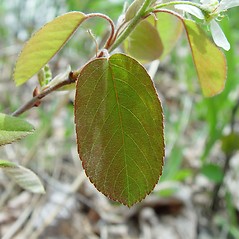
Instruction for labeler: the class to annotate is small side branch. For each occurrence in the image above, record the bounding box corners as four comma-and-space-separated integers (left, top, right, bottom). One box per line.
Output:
12, 72, 77, 117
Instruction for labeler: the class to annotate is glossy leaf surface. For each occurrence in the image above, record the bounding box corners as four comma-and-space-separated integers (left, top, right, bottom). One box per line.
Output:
0, 113, 34, 146
124, 19, 163, 62
0, 160, 45, 193
14, 11, 86, 85
75, 53, 164, 206
184, 19, 226, 97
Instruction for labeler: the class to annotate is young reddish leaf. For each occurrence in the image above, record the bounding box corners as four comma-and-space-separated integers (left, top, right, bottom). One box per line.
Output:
14, 11, 86, 86
0, 160, 45, 193
0, 113, 34, 146
124, 19, 163, 62
183, 19, 226, 97
75, 53, 164, 206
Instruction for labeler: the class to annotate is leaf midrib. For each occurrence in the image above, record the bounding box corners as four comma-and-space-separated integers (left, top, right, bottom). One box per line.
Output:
108, 60, 130, 201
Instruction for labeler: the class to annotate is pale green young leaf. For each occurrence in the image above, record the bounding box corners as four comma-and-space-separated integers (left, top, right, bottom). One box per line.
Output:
0, 113, 34, 146
151, 12, 183, 59
38, 65, 52, 87
0, 160, 45, 194
14, 12, 86, 86
124, 19, 163, 62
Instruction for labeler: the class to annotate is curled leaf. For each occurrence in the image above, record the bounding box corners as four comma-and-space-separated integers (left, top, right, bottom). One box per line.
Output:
0, 160, 45, 194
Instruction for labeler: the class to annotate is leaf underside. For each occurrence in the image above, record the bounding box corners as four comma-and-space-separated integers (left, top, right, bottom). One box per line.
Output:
75, 53, 164, 206
14, 11, 86, 85
0, 113, 34, 146
0, 160, 45, 194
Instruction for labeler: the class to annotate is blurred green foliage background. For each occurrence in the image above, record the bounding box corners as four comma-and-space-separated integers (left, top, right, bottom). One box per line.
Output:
1, 0, 239, 238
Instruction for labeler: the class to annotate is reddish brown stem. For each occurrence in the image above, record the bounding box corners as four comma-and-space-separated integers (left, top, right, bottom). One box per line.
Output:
85, 13, 115, 50
12, 72, 77, 117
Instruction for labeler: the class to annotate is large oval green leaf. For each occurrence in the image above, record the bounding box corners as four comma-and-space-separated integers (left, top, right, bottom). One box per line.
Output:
183, 19, 226, 97
75, 53, 164, 206
0, 113, 34, 146
124, 19, 163, 62
14, 11, 86, 86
